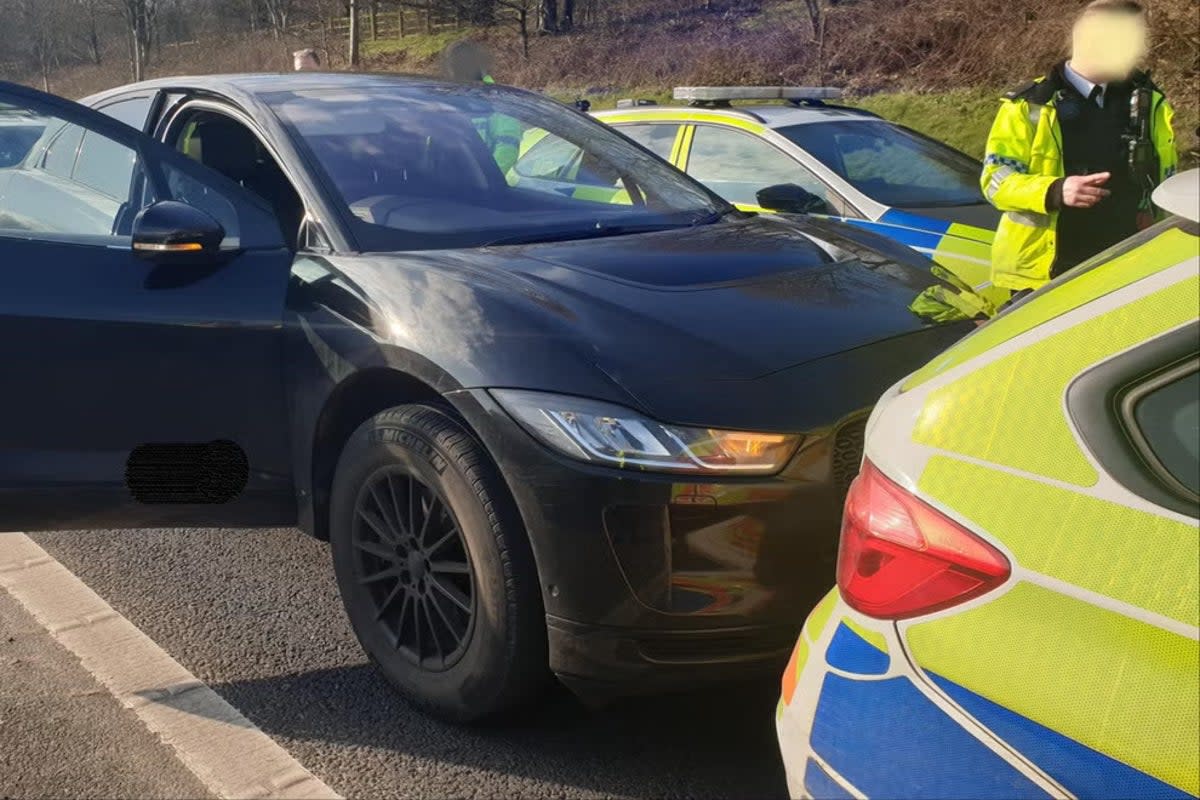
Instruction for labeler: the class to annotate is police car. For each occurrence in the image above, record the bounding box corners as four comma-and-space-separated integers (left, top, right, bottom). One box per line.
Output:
775, 169, 1199, 799
591, 87, 1009, 318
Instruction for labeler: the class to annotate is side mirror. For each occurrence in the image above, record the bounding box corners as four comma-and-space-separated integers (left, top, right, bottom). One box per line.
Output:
756, 183, 831, 215
132, 201, 225, 264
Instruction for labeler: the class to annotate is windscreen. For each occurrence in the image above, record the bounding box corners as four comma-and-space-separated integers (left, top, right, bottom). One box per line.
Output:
265, 85, 726, 251
778, 120, 984, 208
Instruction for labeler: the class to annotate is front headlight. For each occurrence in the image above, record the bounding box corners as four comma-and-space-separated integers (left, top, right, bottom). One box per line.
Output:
491, 389, 801, 476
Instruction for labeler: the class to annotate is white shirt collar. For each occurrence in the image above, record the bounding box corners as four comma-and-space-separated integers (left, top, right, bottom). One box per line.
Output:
1064, 62, 1107, 106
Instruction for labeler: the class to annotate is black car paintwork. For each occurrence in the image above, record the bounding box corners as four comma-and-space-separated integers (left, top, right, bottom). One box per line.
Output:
0, 75, 970, 693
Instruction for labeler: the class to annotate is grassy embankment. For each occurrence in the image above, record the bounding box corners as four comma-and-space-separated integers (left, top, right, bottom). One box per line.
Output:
18, 0, 1197, 166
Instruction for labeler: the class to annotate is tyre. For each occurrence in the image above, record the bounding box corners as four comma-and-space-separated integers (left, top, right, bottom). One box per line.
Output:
329, 404, 548, 722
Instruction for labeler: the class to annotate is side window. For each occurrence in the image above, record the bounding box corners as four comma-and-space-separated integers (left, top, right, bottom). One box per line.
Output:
73, 131, 139, 199
685, 125, 837, 211
1069, 328, 1200, 519
0, 106, 140, 237
0, 93, 281, 249
166, 108, 305, 248
1125, 362, 1199, 502
97, 95, 155, 133
619, 124, 680, 162
41, 123, 85, 178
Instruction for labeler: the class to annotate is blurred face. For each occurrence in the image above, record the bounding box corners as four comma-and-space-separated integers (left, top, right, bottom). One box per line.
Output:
1071, 11, 1149, 82
293, 51, 320, 72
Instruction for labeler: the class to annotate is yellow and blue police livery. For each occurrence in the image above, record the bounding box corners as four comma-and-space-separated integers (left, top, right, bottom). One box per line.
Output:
776, 170, 1200, 799
592, 87, 1009, 319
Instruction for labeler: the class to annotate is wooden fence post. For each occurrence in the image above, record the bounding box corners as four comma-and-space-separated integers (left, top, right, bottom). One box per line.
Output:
348, 0, 360, 66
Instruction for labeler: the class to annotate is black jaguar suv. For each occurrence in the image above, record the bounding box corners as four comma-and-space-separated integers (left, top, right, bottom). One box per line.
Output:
0, 74, 969, 720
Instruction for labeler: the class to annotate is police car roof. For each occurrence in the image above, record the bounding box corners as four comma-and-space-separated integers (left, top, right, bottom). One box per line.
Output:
746, 103, 880, 127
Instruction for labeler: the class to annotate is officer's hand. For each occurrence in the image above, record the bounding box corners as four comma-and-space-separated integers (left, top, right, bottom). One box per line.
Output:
1062, 173, 1111, 209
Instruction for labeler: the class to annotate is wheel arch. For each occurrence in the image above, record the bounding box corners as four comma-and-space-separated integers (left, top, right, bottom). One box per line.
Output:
308, 367, 446, 540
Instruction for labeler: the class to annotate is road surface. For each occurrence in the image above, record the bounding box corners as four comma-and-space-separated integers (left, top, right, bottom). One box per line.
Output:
2, 527, 791, 799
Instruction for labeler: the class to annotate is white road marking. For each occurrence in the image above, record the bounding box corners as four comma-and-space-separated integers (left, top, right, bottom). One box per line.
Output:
0, 532, 341, 800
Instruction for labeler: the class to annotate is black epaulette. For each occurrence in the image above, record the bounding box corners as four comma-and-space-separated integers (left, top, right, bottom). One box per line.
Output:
1130, 69, 1162, 93
1005, 76, 1057, 105
1005, 80, 1039, 101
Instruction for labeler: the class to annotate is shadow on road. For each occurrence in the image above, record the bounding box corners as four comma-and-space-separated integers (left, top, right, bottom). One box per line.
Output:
200, 664, 789, 799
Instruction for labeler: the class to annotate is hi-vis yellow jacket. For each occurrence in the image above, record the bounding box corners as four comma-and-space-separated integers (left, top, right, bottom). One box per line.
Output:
982, 71, 1177, 292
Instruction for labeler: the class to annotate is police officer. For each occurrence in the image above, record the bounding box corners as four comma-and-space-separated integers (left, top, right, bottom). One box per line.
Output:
441, 41, 523, 174
982, 0, 1177, 298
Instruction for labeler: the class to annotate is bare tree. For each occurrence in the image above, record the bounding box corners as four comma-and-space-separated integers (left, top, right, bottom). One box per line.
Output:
538, 0, 557, 33
75, 0, 106, 65
802, 0, 822, 38
262, 0, 297, 38
17, 0, 66, 91
494, 0, 532, 56
114, 0, 158, 81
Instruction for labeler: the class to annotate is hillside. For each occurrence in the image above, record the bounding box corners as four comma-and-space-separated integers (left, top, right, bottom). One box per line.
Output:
10, 0, 1200, 163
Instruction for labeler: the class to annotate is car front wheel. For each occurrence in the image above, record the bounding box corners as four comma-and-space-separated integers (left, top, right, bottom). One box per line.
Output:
330, 404, 548, 722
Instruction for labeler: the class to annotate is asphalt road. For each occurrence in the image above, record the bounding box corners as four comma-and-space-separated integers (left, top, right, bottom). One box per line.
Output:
0, 590, 212, 799
16, 527, 790, 799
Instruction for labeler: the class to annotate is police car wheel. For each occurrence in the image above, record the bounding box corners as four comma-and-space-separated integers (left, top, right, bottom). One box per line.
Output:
330, 404, 549, 722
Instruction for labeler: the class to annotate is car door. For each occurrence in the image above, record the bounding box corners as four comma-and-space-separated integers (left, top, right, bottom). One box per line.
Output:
679, 123, 854, 217
0, 81, 297, 531
611, 122, 685, 166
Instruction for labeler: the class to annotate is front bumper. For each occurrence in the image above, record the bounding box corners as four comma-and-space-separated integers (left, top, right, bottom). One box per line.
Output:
448, 388, 866, 696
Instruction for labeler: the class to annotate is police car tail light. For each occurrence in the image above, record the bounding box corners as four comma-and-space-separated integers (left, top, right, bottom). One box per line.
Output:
837, 460, 1010, 619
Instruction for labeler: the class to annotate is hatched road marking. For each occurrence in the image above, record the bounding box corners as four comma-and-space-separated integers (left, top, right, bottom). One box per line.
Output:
0, 532, 341, 800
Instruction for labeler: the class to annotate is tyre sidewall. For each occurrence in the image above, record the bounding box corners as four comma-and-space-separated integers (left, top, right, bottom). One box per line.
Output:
330, 408, 528, 720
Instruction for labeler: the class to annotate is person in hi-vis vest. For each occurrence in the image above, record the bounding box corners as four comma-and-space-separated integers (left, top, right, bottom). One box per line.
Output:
982, 0, 1177, 300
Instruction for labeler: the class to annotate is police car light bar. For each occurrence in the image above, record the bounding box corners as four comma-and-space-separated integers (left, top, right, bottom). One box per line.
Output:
673, 86, 844, 103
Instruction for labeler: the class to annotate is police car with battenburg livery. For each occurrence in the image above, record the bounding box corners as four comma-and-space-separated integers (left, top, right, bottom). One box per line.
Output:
775, 169, 1199, 800
591, 87, 1008, 319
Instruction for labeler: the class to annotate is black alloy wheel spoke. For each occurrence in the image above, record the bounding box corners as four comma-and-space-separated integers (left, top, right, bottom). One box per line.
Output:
417, 493, 435, 546
422, 602, 443, 663
407, 478, 419, 543
387, 475, 408, 541
357, 508, 395, 546
354, 538, 395, 561
394, 593, 412, 647
425, 527, 458, 557
367, 485, 403, 542
354, 467, 475, 670
427, 592, 463, 652
374, 583, 405, 621
359, 565, 401, 586
431, 575, 471, 613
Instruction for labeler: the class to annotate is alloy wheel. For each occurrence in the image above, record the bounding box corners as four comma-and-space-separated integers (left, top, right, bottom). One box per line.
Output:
352, 467, 475, 670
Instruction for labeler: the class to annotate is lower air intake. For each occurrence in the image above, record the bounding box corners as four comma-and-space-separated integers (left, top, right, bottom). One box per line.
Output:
125, 440, 249, 504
